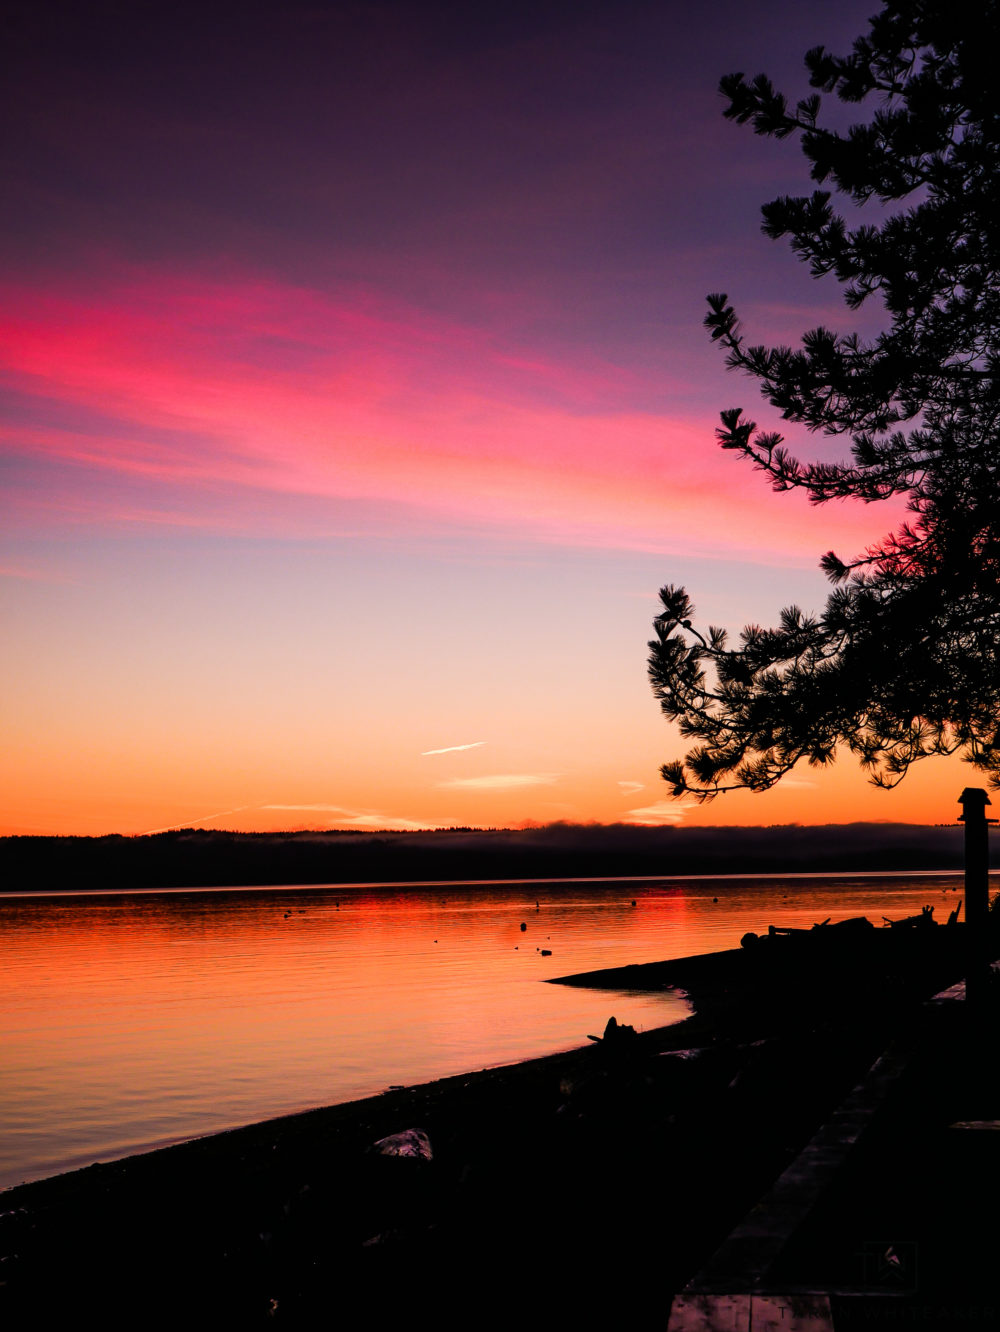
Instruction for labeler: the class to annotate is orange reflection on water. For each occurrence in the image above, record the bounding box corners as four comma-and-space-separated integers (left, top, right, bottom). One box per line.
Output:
1, 874, 973, 1191
2, 882, 697, 1190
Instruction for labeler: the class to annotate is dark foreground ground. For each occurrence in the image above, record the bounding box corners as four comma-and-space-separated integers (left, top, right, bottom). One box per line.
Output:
2, 930, 998, 1330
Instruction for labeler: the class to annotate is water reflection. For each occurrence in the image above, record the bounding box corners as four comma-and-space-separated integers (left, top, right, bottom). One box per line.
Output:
0, 873, 976, 1190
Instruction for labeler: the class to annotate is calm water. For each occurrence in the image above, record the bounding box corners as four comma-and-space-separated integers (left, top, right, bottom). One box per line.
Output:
0, 873, 976, 1191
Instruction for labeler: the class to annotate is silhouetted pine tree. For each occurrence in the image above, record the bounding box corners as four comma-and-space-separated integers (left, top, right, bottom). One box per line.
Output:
650, 0, 1000, 798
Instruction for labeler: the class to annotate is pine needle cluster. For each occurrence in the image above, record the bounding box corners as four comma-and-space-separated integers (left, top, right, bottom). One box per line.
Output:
650, 1, 1000, 798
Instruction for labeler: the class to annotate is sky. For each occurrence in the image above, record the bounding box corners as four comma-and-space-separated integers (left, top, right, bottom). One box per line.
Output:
0, 0, 970, 835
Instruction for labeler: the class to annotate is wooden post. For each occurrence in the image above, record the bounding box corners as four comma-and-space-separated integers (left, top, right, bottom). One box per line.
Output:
958, 787, 992, 1007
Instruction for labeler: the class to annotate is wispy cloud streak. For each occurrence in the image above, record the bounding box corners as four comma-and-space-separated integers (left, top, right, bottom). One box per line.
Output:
261, 803, 438, 830
437, 773, 560, 790
142, 805, 254, 834
624, 800, 689, 826
421, 741, 486, 756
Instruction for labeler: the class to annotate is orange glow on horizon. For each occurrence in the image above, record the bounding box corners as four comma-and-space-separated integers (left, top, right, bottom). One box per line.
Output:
0, 743, 972, 838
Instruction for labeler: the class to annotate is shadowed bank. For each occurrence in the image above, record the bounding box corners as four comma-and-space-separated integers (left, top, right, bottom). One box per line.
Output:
0, 821, 974, 892
2, 904, 998, 1329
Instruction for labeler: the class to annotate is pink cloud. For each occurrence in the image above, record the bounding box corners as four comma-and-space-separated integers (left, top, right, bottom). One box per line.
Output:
0, 563, 76, 582
0, 273, 900, 560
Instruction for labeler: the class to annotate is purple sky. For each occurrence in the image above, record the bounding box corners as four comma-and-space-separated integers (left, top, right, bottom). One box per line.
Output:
6, 1, 963, 835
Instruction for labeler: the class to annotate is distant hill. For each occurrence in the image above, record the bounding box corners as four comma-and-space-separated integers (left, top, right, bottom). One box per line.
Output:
0, 821, 978, 892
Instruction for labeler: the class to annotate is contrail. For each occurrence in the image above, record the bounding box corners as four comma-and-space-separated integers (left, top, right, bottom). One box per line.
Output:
141, 805, 254, 835
421, 740, 486, 756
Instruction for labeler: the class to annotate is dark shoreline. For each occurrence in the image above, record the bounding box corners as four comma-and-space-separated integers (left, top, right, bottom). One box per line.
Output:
2, 1008, 747, 1326
4, 928, 996, 1329
0, 1005, 891, 1327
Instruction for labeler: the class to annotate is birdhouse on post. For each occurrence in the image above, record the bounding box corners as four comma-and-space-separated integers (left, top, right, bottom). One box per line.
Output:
958, 788, 993, 1007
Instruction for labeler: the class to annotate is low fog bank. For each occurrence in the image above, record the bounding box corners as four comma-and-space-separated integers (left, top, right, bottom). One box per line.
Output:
0, 821, 974, 892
